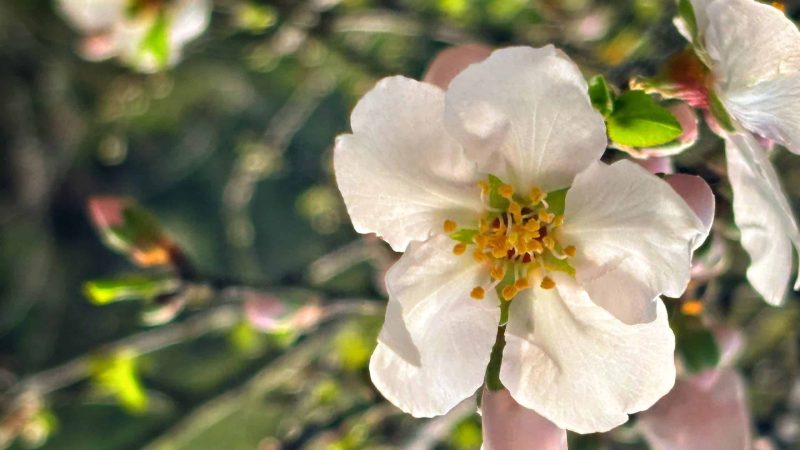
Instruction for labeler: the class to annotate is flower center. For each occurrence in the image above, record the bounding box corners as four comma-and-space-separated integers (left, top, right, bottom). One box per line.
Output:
444, 176, 576, 302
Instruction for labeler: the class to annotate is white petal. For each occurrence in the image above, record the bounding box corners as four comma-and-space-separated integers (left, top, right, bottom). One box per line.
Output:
559, 160, 708, 324
638, 370, 752, 450
481, 388, 567, 450
499, 274, 676, 434
57, 0, 127, 33
443, 46, 607, 192
725, 75, 800, 154
370, 234, 500, 417
335, 76, 483, 252
169, 0, 211, 46
702, 0, 800, 91
724, 132, 800, 305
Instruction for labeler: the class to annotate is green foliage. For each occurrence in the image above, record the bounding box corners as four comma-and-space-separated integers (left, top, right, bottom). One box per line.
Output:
606, 90, 683, 147
83, 276, 180, 305
89, 351, 149, 413
677, 326, 721, 373
139, 13, 171, 69
678, 0, 699, 43
333, 323, 376, 372
448, 417, 482, 450
588, 75, 614, 117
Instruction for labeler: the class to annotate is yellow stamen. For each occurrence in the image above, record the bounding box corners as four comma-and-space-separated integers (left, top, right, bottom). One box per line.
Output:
514, 278, 530, 290
453, 243, 467, 255
473, 250, 488, 263
529, 187, 544, 204
553, 215, 564, 227
681, 299, 704, 316
540, 277, 556, 289
542, 236, 555, 250
490, 265, 506, 281
508, 201, 523, 223
470, 287, 485, 300
501, 285, 518, 300
443, 219, 457, 233
564, 245, 576, 257
498, 184, 514, 199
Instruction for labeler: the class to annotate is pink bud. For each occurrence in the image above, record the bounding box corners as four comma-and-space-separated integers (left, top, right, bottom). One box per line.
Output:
244, 293, 287, 332
638, 369, 752, 450
481, 388, 567, 450
423, 44, 492, 90
87, 196, 129, 230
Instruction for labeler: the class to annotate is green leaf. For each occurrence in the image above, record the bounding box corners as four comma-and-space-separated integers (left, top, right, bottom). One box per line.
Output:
90, 351, 149, 413
678, 0, 699, 44
139, 12, 170, 69
588, 75, 614, 117
677, 327, 721, 373
450, 228, 478, 244
607, 90, 683, 147
83, 276, 180, 305
545, 188, 568, 215
708, 90, 736, 132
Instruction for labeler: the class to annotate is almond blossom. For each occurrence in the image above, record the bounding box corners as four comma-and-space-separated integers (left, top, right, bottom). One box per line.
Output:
56, 0, 210, 72
334, 46, 709, 433
673, 0, 800, 305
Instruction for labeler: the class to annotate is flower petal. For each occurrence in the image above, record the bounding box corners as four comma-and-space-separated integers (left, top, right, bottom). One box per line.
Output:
423, 44, 492, 90
560, 160, 708, 324
724, 132, 800, 305
169, 0, 211, 46
444, 46, 607, 192
500, 274, 676, 433
57, 0, 128, 33
725, 75, 800, 154
701, 0, 800, 91
481, 388, 567, 450
370, 234, 500, 417
664, 173, 715, 236
334, 76, 483, 251
638, 369, 752, 450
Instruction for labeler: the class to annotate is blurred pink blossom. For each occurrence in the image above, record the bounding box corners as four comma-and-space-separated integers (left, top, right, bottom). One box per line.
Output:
422, 44, 492, 89
481, 388, 567, 450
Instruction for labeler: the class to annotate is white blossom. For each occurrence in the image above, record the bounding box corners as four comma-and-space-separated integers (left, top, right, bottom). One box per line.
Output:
334, 46, 708, 432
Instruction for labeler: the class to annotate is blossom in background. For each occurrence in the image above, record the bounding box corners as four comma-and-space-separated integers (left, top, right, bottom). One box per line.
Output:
672, 0, 800, 305
638, 327, 752, 450
56, 0, 211, 72
334, 46, 709, 433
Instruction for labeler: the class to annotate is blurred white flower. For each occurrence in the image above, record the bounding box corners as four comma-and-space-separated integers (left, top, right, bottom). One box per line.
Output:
56, 0, 211, 72
675, 0, 800, 305
335, 46, 709, 433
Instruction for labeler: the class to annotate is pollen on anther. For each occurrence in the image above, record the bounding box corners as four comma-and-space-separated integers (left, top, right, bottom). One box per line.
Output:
529, 187, 544, 204
498, 184, 514, 199
564, 245, 577, 257
470, 287, 485, 300
501, 285, 518, 300
490, 265, 506, 281
453, 243, 467, 255
443, 219, 457, 233
473, 250, 488, 263
540, 277, 556, 289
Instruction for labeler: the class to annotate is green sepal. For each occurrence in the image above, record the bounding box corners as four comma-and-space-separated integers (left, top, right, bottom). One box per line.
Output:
487, 174, 511, 210
588, 75, 615, 117
83, 276, 180, 305
542, 252, 576, 277
678, 0, 699, 44
708, 90, 736, 132
545, 188, 568, 215
450, 228, 478, 244
607, 90, 683, 147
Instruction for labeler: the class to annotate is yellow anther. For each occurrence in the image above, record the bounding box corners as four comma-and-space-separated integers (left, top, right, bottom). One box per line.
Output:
453, 243, 467, 255
506, 232, 519, 246
492, 246, 507, 259
478, 179, 491, 194
553, 215, 564, 227
443, 219, 457, 233
508, 202, 523, 223
564, 245, 576, 257
529, 240, 544, 254
490, 265, 506, 281
772, 1, 785, 12
681, 299, 704, 316
540, 277, 556, 290
542, 236, 556, 250
514, 278, 530, 290
501, 285, 518, 300
529, 187, 545, 204
538, 211, 555, 223
498, 184, 514, 199
470, 287, 485, 300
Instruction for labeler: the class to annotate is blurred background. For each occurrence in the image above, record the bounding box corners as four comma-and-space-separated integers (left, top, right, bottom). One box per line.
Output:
1, 0, 800, 449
